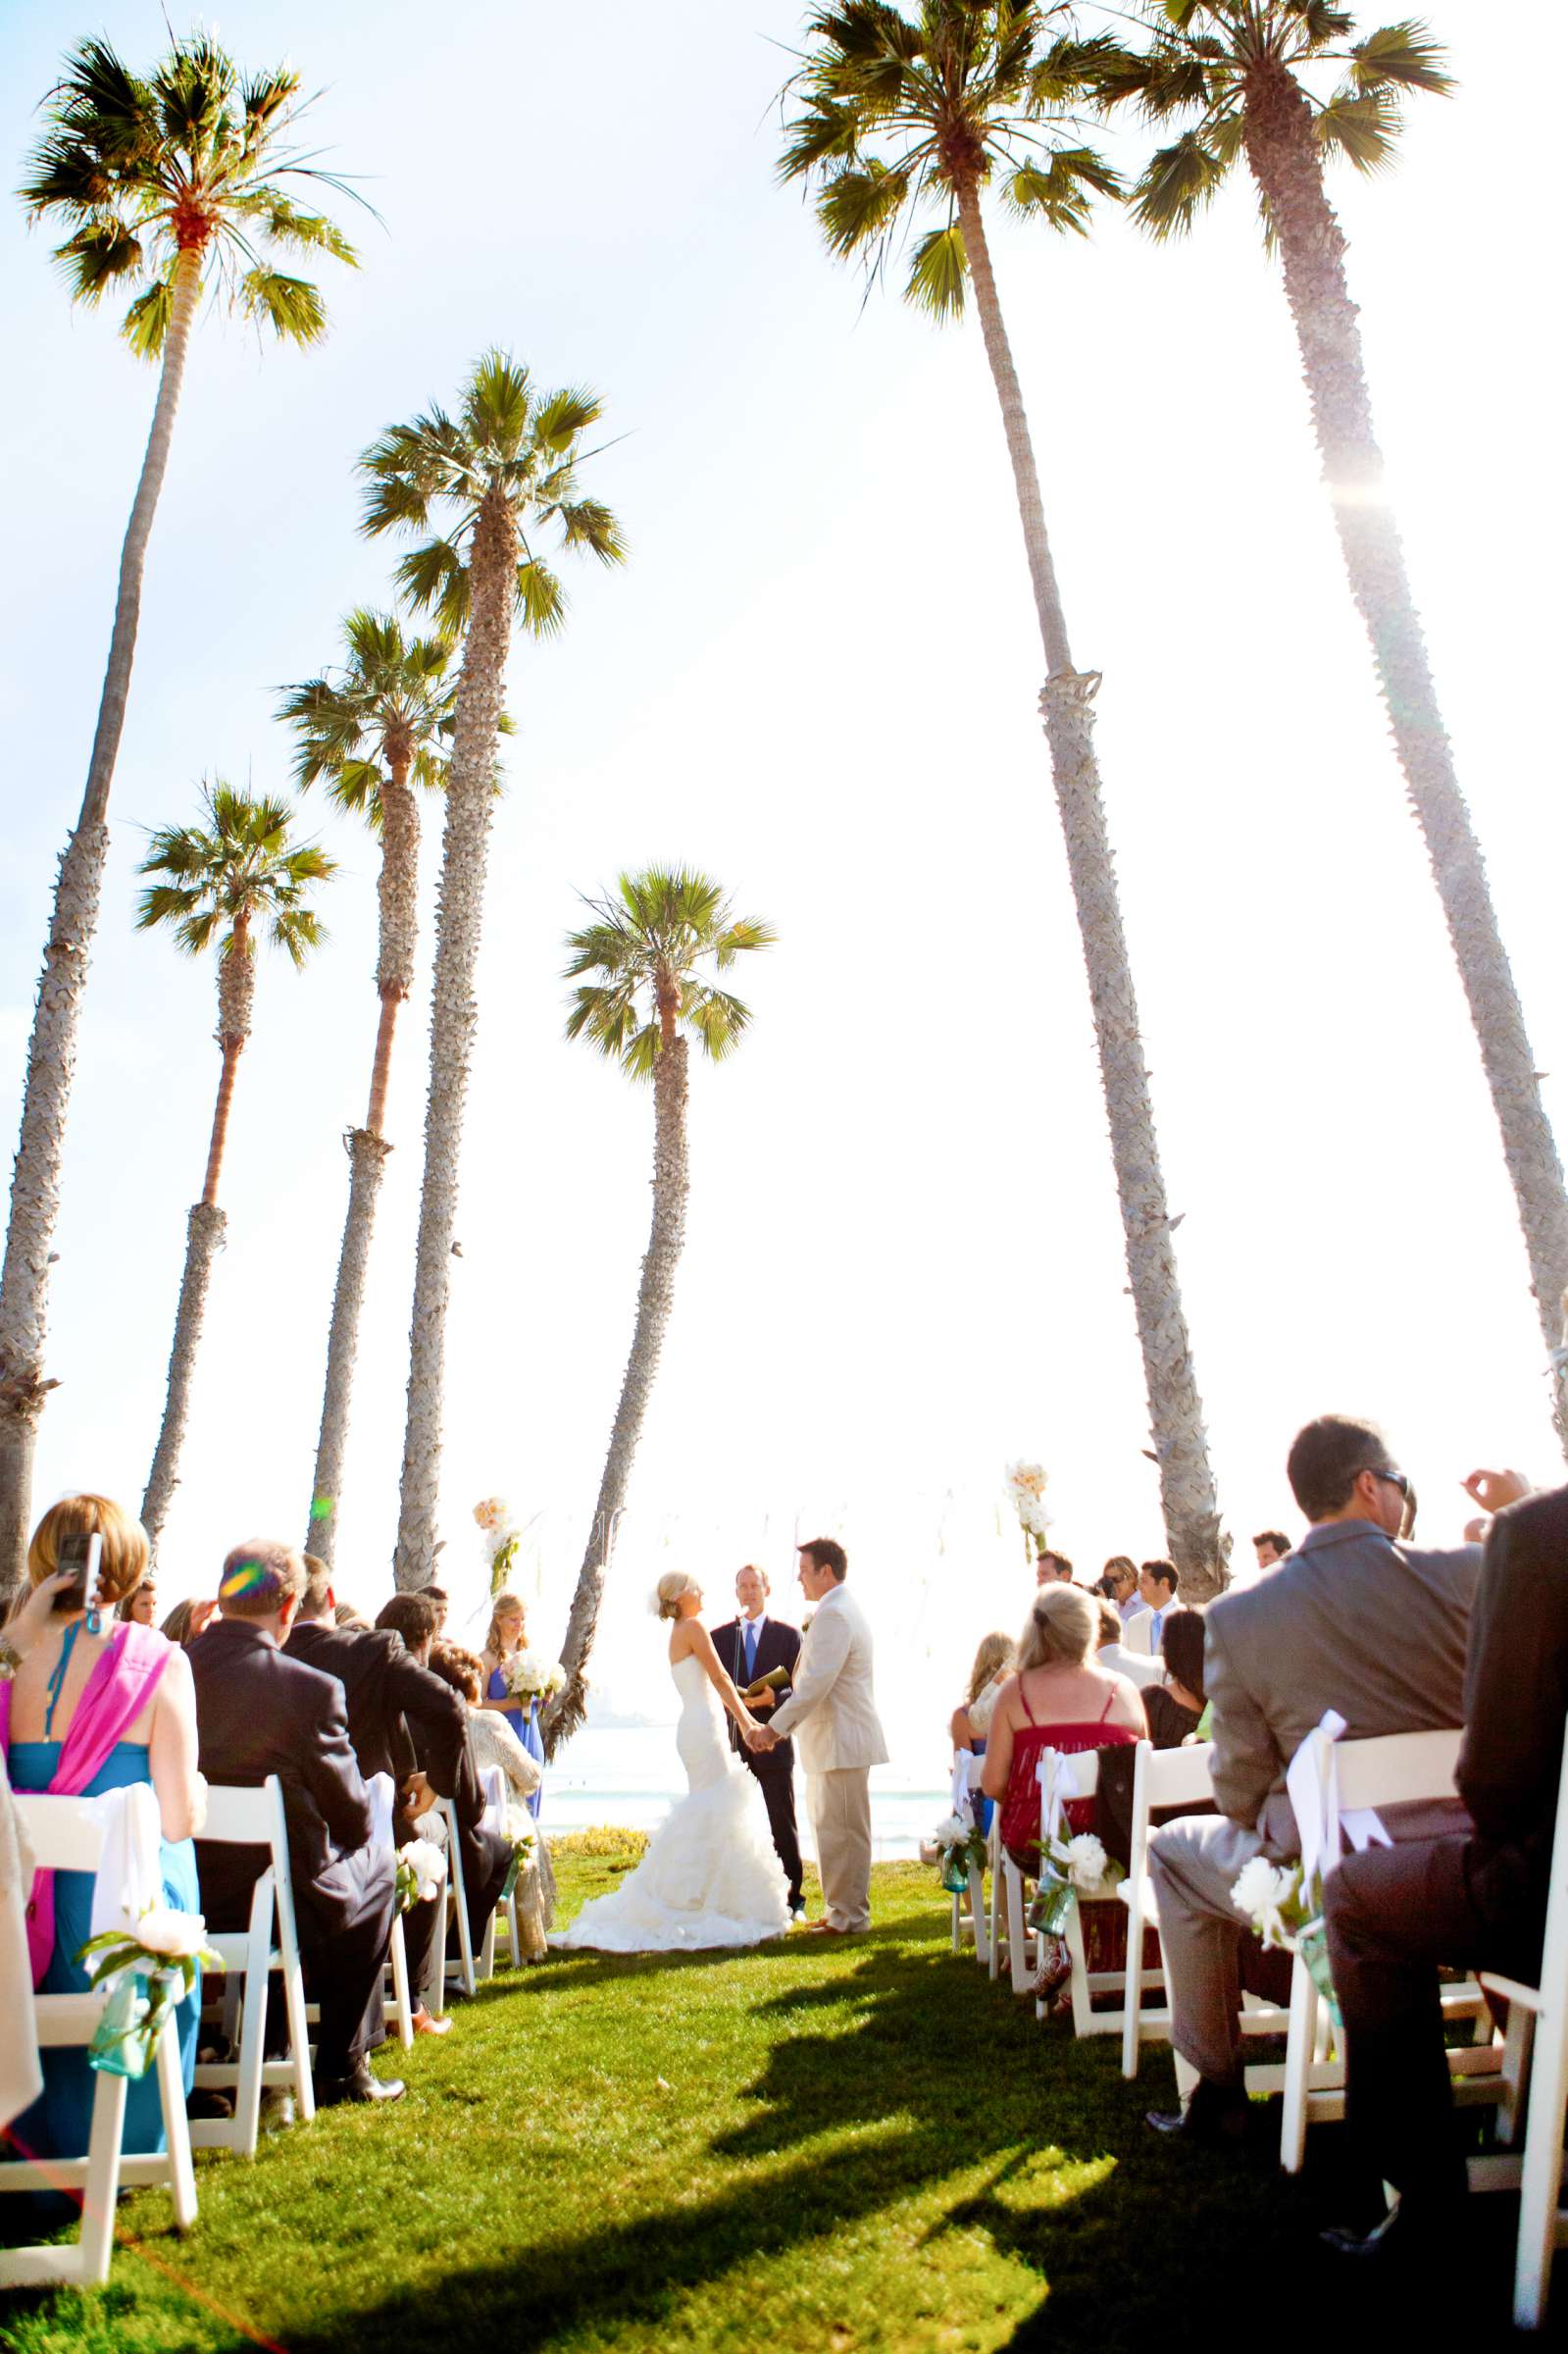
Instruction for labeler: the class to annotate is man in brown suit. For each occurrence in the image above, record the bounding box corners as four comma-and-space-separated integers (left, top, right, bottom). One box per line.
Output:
1145, 1414, 1481, 2146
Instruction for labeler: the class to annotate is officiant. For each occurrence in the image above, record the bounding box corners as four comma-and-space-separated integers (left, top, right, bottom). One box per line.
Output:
712, 1564, 804, 1917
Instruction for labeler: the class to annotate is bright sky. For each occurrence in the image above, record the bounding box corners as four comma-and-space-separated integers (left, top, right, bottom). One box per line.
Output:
3, 2, 1563, 1743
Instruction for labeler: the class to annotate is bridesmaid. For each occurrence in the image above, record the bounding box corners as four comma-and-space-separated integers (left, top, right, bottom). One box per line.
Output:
478, 1591, 543, 1819
1, 1495, 203, 2167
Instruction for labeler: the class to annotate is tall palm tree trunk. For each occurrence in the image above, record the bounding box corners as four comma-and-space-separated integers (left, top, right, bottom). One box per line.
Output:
0, 243, 204, 1587
955, 179, 1227, 1595
142, 929, 251, 1552
545, 1028, 689, 1752
393, 490, 517, 1588
1241, 65, 1568, 1451
306, 762, 418, 1561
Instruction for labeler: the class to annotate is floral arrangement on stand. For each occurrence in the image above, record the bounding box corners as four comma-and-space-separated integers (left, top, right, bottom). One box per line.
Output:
1005, 1459, 1050, 1567
930, 1809, 986, 1895
395, 1837, 447, 1914
76, 1906, 221, 2080
475, 1496, 522, 1596
1230, 1855, 1339, 2021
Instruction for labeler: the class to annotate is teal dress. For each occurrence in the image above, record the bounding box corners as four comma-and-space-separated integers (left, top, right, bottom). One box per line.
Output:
8, 1681, 201, 2164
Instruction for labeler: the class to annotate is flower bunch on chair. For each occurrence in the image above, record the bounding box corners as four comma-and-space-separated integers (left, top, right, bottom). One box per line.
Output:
1230, 1856, 1340, 2021
76, 1907, 220, 2078
1029, 1832, 1113, 1936
395, 1838, 447, 1913
474, 1495, 522, 1596
932, 1809, 986, 1892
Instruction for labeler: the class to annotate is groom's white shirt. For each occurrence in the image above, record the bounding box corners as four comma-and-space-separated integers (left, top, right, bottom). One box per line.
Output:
768, 1583, 888, 1774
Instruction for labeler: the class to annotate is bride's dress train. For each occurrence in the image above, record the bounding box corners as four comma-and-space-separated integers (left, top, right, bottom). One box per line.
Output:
553, 1654, 790, 1952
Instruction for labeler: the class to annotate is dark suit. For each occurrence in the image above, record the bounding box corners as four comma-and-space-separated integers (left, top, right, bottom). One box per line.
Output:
712, 1613, 803, 1908
1326, 1485, 1568, 2205
190, 1615, 395, 2078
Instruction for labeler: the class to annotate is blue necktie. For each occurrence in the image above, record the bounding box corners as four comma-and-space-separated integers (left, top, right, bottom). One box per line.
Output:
745, 1621, 759, 1680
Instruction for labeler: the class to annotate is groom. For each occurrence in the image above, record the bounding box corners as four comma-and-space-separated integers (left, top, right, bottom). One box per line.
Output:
746, 1537, 888, 1934
713, 1564, 804, 1916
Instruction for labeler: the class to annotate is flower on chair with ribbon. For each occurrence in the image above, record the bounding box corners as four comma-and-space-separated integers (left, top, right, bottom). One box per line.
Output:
76, 1906, 221, 2080
1229, 1855, 1340, 2022
931, 1810, 986, 1896
395, 1838, 447, 1914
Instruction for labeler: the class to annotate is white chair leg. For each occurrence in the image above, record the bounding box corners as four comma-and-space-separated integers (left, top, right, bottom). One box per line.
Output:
281, 1951, 315, 2119
231, 1919, 270, 2160
1514, 1994, 1568, 2328
388, 1913, 414, 2052
78, 2068, 129, 2285
987, 1848, 1003, 1981
967, 1861, 989, 1970
154, 2010, 198, 2231
1279, 1957, 1318, 2175
1497, 2000, 1536, 2151
1005, 1862, 1031, 1997
1122, 1891, 1146, 2080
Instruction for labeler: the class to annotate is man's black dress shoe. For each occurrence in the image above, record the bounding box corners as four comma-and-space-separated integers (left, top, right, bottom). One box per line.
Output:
316, 2060, 405, 2108
1320, 2198, 1458, 2265
1144, 2075, 1249, 2147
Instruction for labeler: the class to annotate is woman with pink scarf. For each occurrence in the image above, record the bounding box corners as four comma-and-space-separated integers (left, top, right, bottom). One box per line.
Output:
1, 1495, 202, 2167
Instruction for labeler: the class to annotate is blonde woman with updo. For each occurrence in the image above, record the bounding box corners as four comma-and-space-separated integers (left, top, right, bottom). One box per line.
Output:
553, 1569, 791, 1953
1, 1494, 203, 2172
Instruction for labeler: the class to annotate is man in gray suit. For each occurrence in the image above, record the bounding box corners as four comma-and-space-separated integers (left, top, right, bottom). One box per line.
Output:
1145, 1414, 1480, 2146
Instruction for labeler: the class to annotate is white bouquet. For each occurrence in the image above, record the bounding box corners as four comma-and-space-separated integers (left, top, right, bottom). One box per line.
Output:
76, 1906, 221, 2079
504, 1650, 566, 1706
1231, 1853, 1340, 2021
1029, 1829, 1117, 1937
1005, 1460, 1051, 1551
396, 1837, 448, 1914
932, 1809, 986, 1893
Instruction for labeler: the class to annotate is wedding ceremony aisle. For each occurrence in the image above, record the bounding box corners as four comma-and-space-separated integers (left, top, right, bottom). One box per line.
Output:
0, 1840, 1521, 2354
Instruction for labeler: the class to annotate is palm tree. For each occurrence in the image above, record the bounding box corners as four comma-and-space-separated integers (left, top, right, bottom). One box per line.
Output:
543, 870, 775, 1751
1, 31, 355, 1585
278, 613, 459, 1566
136, 786, 334, 1550
360, 351, 626, 1589
782, 2, 1230, 1594
1097, 4, 1568, 1450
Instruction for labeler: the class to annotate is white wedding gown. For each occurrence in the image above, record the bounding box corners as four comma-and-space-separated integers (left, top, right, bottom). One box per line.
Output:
553, 1654, 791, 1952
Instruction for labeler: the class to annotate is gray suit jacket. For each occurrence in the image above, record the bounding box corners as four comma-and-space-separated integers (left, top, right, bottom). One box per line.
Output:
1205, 1517, 1481, 1856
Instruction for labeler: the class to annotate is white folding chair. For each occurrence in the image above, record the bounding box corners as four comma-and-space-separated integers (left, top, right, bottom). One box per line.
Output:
189, 1778, 314, 2155
1459, 1733, 1568, 2328
947, 1754, 991, 1970
439, 1796, 477, 2002
1031, 1750, 1134, 2038
1273, 1723, 1501, 2175
987, 1800, 1032, 1997
475, 1766, 519, 1982
0, 1794, 197, 2287
367, 1775, 414, 2051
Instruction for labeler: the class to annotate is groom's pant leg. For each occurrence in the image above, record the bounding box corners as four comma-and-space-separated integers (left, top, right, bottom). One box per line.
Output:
810, 1767, 872, 1931
756, 1766, 803, 1910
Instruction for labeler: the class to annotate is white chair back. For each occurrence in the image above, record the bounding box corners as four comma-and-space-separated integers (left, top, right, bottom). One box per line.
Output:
1120, 1741, 1231, 2079
188, 1774, 314, 2153
0, 1794, 197, 2287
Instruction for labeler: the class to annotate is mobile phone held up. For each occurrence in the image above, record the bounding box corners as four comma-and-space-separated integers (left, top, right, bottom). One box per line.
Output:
53, 1530, 102, 1614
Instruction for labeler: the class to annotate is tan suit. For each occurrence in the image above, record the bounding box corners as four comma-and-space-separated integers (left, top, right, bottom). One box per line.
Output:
769, 1584, 888, 1929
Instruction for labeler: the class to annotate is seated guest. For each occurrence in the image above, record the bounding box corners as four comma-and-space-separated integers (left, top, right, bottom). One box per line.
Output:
1094, 1599, 1163, 1691
1034, 1550, 1075, 1589
427, 1640, 555, 1959
425, 1586, 449, 1634
117, 1576, 157, 1626
190, 1541, 402, 2108
377, 1596, 514, 1985
1138, 1559, 1180, 1647
1145, 1415, 1480, 2148
1252, 1530, 1290, 1571
1103, 1556, 1143, 1622
982, 1585, 1144, 1864
291, 1563, 471, 2034
1322, 1465, 1547, 2260
1144, 1606, 1207, 1749
333, 1602, 371, 1631
160, 1596, 218, 1647
1, 1496, 202, 2168
949, 1632, 1015, 1836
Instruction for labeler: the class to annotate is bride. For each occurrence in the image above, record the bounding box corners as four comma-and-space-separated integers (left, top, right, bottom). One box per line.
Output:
552, 1569, 791, 1952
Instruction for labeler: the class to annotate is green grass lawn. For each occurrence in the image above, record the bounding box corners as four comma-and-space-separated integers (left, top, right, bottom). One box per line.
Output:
0, 1838, 1527, 2352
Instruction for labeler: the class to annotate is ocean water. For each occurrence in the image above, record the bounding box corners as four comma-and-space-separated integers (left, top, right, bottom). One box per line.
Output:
543, 1724, 947, 1861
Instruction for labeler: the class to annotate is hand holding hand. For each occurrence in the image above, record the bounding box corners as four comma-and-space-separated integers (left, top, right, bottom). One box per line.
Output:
1462, 1467, 1533, 1517
744, 1723, 778, 1754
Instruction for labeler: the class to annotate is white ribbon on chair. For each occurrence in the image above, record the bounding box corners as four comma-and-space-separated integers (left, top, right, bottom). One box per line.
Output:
1036, 1751, 1084, 1853
81, 1783, 162, 1943
950, 1755, 973, 1817
367, 1772, 396, 1854
1286, 1710, 1393, 1888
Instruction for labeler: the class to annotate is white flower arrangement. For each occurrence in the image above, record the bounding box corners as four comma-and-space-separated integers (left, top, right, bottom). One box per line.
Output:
395, 1837, 448, 1913
76, 1906, 221, 2079
1005, 1459, 1051, 1547
474, 1495, 522, 1595
1055, 1832, 1109, 1894
1230, 1853, 1340, 2020
932, 1808, 986, 1891
503, 1650, 566, 1705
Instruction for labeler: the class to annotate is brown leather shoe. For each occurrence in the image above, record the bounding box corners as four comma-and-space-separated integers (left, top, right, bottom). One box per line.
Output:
411, 2006, 452, 2037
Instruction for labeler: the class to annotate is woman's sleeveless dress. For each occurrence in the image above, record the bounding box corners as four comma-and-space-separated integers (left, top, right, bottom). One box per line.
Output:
999, 1681, 1141, 1867
485, 1664, 544, 1820
4, 1622, 201, 2165
553, 1655, 789, 1953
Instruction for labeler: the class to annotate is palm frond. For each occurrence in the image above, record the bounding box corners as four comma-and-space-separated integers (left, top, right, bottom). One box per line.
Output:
1315, 88, 1401, 171
1350, 20, 1450, 96
239, 267, 328, 342
1130, 131, 1230, 236
906, 223, 968, 317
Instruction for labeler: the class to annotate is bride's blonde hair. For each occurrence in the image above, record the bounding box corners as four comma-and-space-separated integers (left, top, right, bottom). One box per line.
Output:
654, 1569, 698, 1622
